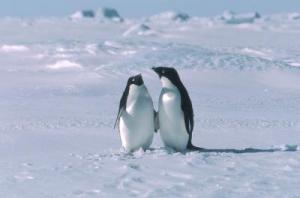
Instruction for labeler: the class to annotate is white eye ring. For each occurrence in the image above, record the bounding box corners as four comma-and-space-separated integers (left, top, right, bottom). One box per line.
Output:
132, 79, 135, 82
162, 70, 165, 74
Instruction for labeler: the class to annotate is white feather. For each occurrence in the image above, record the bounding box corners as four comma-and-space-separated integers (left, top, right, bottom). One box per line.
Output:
119, 84, 155, 152
158, 77, 189, 151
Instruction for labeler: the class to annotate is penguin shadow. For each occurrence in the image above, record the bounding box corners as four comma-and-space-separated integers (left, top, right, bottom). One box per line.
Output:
186, 145, 298, 154
117, 145, 298, 157
96, 145, 298, 161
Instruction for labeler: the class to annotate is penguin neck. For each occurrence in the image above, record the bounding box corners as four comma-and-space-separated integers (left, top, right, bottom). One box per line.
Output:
126, 84, 147, 105
161, 77, 178, 91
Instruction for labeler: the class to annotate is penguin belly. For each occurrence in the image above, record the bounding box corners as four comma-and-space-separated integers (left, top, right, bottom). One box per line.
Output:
119, 98, 154, 152
158, 89, 189, 152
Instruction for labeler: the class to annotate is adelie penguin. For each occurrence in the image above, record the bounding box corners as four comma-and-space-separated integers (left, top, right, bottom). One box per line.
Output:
114, 74, 158, 152
152, 67, 202, 152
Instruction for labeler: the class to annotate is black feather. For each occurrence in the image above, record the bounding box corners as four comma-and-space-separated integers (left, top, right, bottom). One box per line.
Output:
114, 74, 144, 129
114, 85, 129, 129
173, 73, 194, 147
153, 67, 194, 146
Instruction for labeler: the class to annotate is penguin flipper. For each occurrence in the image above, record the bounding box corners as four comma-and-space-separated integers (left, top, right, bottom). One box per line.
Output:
154, 110, 159, 132
115, 84, 129, 130
114, 107, 124, 129
180, 82, 194, 137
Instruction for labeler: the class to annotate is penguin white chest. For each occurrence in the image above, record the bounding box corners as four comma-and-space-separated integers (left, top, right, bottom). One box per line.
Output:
119, 86, 154, 152
158, 87, 189, 151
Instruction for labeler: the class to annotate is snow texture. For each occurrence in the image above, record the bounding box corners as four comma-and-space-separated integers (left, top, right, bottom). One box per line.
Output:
123, 24, 156, 37
0, 9, 300, 198
69, 10, 96, 20
149, 11, 190, 23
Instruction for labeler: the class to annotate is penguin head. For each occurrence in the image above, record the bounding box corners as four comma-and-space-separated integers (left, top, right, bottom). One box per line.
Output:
127, 74, 144, 87
118, 74, 144, 114
152, 67, 179, 79
152, 67, 181, 87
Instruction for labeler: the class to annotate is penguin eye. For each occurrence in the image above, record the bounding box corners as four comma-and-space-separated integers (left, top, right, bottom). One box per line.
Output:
162, 70, 165, 74
132, 79, 135, 82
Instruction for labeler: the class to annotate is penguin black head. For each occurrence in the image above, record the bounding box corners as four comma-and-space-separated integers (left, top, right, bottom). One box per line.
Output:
152, 67, 181, 84
127, 74, 144, 87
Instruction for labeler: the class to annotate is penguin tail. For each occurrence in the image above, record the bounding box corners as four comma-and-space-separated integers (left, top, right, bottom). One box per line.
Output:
187, 137, 204, 151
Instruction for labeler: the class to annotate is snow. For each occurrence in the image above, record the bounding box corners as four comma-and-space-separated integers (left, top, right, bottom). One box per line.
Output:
218, 11, 261, 24
149, 11, 190, 23
46, 60, 82, 70
288, 12, 300, 20
288, 62, 300, 67
69, 10, 96, 20
0, 10, 300, 197
0, 45, 29, 52
123, 24, 156, 37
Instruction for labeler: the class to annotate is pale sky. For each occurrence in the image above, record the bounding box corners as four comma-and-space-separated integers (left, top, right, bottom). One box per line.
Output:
1, 0, 299, 17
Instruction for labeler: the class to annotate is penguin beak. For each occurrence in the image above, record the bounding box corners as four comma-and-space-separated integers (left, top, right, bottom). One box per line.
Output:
136, 73, 142, 81
135, 74, 143, 85
136, 73, 142, 78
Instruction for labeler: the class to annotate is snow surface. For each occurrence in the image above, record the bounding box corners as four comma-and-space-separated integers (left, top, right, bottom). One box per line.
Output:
69, 10, 96, 20
149, 11, 190, 23
0, 11, 300, 197
123, 24, 156, 37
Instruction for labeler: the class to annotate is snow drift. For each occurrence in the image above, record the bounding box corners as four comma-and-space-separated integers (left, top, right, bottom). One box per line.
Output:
149, 11, 190, 23
288, 12, 300, 20
0, 45, 29, 53
218, 11, 261, 24
123, 23, 156, 37
46, 60, 82, 70
69, 10, 95, 20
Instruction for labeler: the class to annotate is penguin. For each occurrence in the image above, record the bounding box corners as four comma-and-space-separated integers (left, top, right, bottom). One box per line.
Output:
152, 67, 201, 152
114, 74, 158, 152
